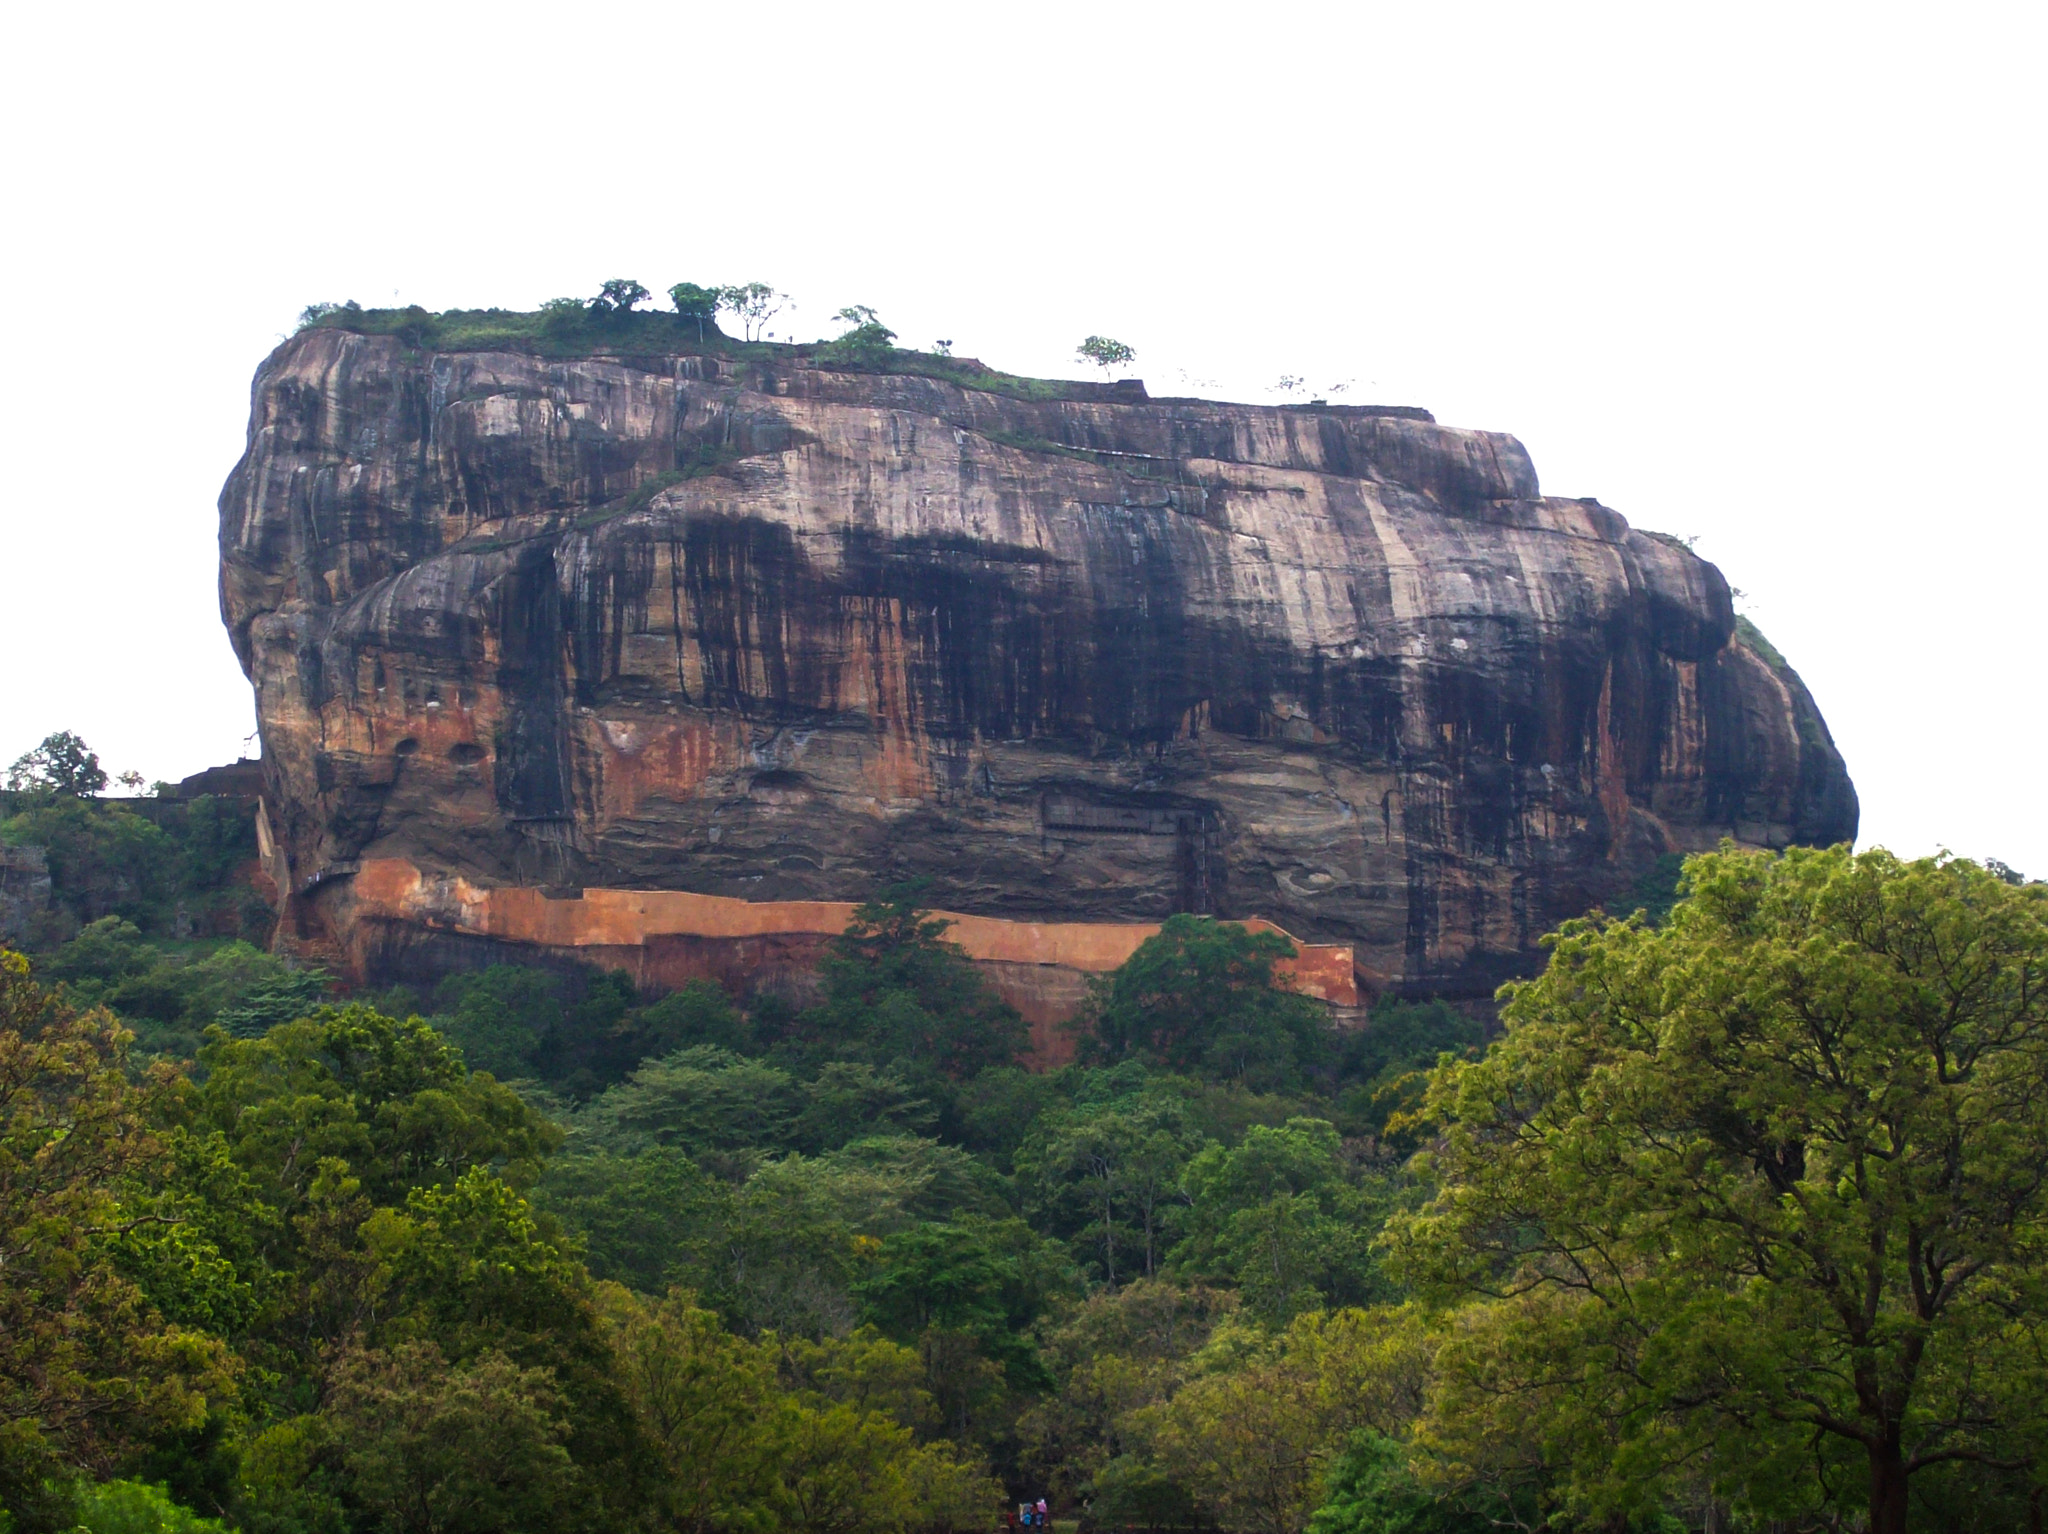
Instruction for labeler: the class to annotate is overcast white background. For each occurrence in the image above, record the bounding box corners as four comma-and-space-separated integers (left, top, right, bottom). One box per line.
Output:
1, 2, 2040, 870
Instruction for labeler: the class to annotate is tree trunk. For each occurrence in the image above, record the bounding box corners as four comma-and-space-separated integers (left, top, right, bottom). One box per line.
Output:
1867, 1438, 1910, 1534
1103, 1185, 1117, 1288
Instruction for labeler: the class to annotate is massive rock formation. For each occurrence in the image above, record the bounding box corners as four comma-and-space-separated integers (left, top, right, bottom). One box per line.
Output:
220, 321, 1855, 1006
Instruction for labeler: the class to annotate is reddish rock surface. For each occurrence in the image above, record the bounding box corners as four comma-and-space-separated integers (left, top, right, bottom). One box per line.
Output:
220, 322, 1855, 1004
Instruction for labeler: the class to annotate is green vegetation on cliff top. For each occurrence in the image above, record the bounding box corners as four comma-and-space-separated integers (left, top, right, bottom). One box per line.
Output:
298, 303, 1092, 403
1632, 534, 1797, 676
1734, 611, 1791, 673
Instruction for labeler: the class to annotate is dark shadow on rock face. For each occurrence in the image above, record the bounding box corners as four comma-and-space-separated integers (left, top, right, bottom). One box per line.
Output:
219, 326, 1856, 995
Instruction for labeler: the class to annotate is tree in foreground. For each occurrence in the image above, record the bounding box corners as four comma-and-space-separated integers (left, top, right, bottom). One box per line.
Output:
1134, 1305, 1436, 1534
0, 952, 234, 1523
326, 1341, 576, 1534
69, 1479, 231, 1533
1387, 845, 2048, 1534
1306, 1430, 1503, 1534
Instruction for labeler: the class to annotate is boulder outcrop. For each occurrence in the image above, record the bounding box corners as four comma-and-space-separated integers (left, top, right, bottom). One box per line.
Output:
220, 320, 1855, 1005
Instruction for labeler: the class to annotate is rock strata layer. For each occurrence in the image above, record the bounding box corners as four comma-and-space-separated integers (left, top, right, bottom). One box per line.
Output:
221, 326, 1856, 999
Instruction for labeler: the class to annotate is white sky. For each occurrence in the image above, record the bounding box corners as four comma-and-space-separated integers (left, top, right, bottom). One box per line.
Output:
2, 2, 2041, 871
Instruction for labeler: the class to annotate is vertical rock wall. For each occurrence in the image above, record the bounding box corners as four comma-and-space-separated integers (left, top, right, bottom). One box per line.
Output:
220, 326, 1856, 997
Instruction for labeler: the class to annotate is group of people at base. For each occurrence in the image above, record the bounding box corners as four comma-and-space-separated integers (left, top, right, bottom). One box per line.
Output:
1008, 1498, 1051, 1528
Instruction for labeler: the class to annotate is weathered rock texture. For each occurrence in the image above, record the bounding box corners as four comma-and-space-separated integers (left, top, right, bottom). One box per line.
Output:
221, 326, 1855, 1001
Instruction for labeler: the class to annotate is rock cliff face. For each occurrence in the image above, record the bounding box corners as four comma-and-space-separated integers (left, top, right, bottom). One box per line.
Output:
220, 324, 1855, 1000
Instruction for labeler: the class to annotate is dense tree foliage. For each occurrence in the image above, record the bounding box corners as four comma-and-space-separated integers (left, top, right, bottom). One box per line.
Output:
6, 731, 108, 797
1, 782, 270, 953
0, 954, 234, 1518
1082, 916, 1336, 1092
12, 788, 2045, 1532
806, 886, 1030, 1082
4, 881, 1438, 1531
1389, 845, 2048, 1533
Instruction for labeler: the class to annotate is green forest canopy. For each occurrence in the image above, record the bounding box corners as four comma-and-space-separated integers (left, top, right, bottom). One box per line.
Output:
4, 781, 2045, 1534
